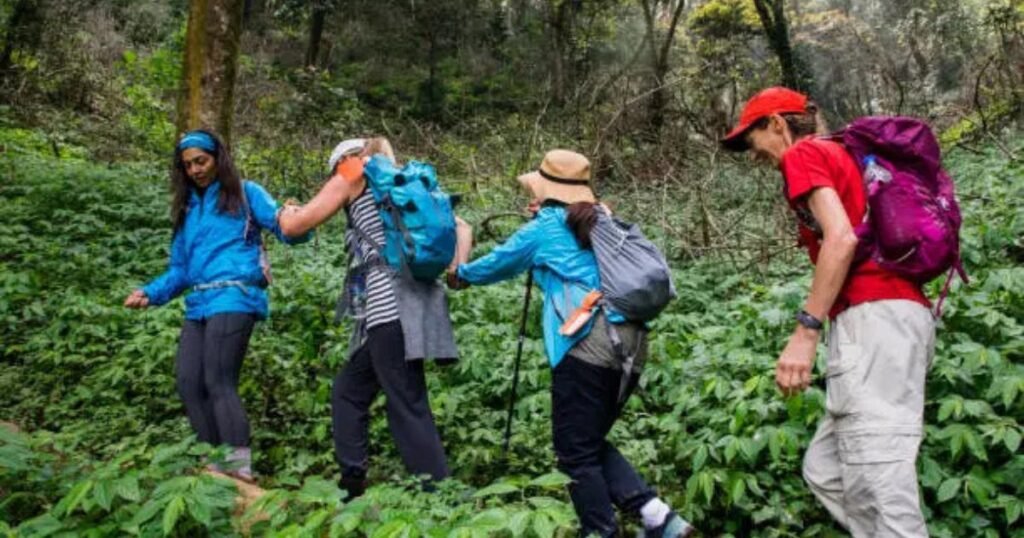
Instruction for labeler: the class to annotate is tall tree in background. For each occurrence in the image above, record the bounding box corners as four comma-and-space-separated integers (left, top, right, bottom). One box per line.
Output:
305, 0, 330, 68
752, 0, 811, 91
0, 0, 43, 85
548, 0, 583, 105
243, 0, 261, 24
177, 0, 245, 143
640, 0, 688, 134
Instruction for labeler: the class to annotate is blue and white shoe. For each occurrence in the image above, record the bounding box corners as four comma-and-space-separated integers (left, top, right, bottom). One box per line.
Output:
643, 511, 697, 538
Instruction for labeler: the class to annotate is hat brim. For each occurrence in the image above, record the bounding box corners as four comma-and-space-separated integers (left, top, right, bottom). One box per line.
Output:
517, 171, 596, 205
720, 122, 754, 152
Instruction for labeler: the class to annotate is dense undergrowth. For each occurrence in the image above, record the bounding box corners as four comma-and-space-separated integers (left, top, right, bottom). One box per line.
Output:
0, 125, 1022, 537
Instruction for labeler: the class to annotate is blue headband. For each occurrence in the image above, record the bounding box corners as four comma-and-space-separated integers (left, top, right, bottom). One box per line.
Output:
177, 131, 217, 153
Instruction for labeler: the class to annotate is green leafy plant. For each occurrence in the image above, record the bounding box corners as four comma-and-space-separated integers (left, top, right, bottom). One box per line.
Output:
0, 128, 1020, 536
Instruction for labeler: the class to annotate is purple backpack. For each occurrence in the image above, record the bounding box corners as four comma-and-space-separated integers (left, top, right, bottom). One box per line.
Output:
833, 116, 968, 311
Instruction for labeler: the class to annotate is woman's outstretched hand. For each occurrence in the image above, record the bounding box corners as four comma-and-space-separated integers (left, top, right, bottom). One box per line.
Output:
123, 289, 150, 309
446, 270, 470, 291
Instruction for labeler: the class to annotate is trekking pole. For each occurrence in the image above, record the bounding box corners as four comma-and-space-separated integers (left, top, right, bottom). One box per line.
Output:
502, 271, 534, 463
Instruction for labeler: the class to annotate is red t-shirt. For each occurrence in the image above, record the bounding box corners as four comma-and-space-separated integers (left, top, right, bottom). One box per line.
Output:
780, 138, 929, 318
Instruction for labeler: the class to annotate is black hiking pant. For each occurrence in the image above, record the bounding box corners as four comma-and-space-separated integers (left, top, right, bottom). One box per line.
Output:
331, 321, 449, 486
552, 354, 656, 537
176, 313, 256, 447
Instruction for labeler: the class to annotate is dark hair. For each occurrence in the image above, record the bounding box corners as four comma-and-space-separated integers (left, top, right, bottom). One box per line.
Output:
170, 129, 243, 232
750, 101, 824, 139
566, 202, 598, 249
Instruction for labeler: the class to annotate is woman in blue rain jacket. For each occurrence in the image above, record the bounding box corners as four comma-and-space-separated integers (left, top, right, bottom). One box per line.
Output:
124, 129, 309, 483
450, 150, 695, 538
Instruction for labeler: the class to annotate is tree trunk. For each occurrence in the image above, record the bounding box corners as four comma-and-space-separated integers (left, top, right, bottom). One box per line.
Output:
305, 2, 327, 68
501, 0, 516, 37
641, 0, 688, 134
177, 0, 245, 144
549, 0, 570, 105
243, 0, 258, 23
752, 0, 810, 92
0, 0, 42, 82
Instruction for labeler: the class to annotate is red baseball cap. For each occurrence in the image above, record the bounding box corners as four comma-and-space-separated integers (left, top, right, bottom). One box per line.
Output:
720, 87, 809, 151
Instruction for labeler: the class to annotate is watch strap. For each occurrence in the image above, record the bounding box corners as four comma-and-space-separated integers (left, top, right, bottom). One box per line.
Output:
796, 309, 824, 330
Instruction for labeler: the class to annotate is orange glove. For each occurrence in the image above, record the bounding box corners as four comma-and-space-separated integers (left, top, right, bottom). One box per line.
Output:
334, 155, 366, 182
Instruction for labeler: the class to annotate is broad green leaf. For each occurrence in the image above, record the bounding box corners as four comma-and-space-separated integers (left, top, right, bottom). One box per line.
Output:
936, 478, 961, 503
768, 429, 782, 461
1004, 428, 1021, 453
152, 476, 193, 499
55, 480, 93, 517
93, 479, 114, 512
527, 496, 564, 510
14, 513, 63, 537
528, 472, 571, 489
301, 508, 332, 533
162, 495, 185, 536
937, 399, 959, 422
964, 430, 988, 461
1001, 378, 1020, 408
699, 471, 715, 505
745, 476, 765, 497
724, 438, 739, 463
1007, 499, 1022, 525
371, 519, 412, 538
729, 476, 746, 506
507, 511, 531, 536
966, 474, 996, 505
472, 482, 519, 498
531, 513, 555, 538
126, 499, 163, 529
469, 508, 508, 530
330, 512, 362, 537
692, 445, 708, 471
297, 476, 343, 505
739, 437, 760, 463
185, 496, 212, 527
744, 375, 763, 394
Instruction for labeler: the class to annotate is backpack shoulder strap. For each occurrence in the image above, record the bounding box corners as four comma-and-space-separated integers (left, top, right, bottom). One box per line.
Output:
347, 219, 384, 257
240, 180, 257, 243
344, 189, 397, 276
600, 307, 646, 405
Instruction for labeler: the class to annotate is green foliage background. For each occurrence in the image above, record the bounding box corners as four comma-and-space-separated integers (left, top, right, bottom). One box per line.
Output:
0, 0, 1022, 535
0, 120, 1021, 537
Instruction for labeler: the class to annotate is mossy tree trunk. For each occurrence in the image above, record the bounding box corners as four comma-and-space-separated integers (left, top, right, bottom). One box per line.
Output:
0, 0, 43, 84
752, 0, 812, 92
177, 0, 245, 144
305, 0, 328, 68
640, 0, 688, 136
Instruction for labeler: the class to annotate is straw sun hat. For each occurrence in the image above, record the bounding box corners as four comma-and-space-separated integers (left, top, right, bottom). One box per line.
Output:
517, 149, 597, 205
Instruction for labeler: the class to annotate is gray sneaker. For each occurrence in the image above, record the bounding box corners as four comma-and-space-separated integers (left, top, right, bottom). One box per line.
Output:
643, 511, 696, 538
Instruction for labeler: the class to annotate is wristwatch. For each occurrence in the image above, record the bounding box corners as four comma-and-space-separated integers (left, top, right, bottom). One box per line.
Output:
795, 309, 824, 331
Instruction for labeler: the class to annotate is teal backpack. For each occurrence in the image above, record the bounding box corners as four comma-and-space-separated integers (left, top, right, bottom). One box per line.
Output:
356, 155, 457, 281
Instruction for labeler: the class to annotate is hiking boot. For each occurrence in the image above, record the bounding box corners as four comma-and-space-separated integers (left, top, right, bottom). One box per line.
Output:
643, 511, 697, 538
339, 475, 367, 500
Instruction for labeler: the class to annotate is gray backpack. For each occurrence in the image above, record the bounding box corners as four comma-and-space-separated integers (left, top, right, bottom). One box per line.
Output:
590, 206, 676, 322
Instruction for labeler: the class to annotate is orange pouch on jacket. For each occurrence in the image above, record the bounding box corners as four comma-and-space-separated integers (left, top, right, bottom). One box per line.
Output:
559, 290, 603, 336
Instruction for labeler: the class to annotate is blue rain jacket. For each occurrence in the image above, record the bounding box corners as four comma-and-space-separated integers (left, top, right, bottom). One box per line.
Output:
457, 205, 624, 368
142, 180, 309, 320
